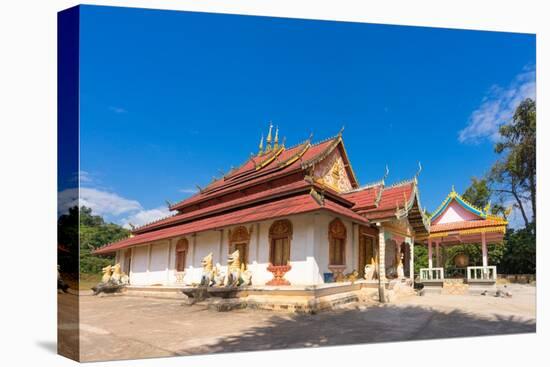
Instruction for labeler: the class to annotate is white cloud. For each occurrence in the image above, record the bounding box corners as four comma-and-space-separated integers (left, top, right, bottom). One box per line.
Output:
58, 188, 79, 216
120, 206, 172, 229
58, 187, 172, 228
459, 66, 535, 143
79, 170, 93, 183
58, 187, 142, 217
79, 188, 142, 216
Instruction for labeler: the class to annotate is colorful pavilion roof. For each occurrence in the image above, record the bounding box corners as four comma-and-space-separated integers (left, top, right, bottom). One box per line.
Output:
424, 187, 508, 242
430, 187, 489, 223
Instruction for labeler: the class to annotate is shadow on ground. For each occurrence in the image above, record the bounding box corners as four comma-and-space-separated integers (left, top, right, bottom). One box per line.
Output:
182, 304, 536, 355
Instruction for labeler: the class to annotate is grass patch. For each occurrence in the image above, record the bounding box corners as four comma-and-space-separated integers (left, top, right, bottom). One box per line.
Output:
80, 273, 102, 291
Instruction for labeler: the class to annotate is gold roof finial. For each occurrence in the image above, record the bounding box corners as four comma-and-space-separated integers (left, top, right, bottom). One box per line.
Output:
450, 185, 457, 197
274, 126, 279, 149
266, 122, 273, 152
258, 134, 264, 155
484, 200, 491, 214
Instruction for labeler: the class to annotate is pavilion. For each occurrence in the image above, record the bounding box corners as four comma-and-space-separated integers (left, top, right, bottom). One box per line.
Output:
417, 187, 508, 290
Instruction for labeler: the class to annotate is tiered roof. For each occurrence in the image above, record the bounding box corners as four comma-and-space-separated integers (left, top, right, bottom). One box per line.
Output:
94, 127, 430, 255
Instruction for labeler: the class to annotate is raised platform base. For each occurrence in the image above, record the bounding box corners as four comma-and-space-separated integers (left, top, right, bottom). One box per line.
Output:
124, 280, 396, 313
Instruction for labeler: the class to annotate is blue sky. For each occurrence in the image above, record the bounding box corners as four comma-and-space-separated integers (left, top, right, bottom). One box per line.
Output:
74, 5, 535, 228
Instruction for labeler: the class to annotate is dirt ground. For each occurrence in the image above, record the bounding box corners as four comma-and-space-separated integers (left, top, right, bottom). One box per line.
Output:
59, 284, 536, 362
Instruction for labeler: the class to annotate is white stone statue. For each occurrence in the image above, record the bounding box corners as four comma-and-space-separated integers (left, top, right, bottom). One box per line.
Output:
364, 257, 377, 281
111, 263, 129, 285
397, 254, 405, 279
101, 265, 113, 283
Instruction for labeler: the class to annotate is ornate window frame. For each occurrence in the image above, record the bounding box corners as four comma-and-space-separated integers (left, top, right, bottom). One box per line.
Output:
228, 225, 251, 266
328, 218, 347, 266
175, 238, 189, 273
268, 219, 293, 266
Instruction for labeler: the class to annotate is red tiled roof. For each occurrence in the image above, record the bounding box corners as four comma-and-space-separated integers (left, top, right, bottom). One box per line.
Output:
134, 179, 312, 233
342, 184, 381, 210
430, 218, 507, 233
375, 182, 414, 211
169, 139, 335, 211
94, 193, 368, 254
350, 181, 415, 220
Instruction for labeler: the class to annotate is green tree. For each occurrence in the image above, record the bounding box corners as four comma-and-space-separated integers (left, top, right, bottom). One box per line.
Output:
79, 206, 130, 273
462, 177, 508, 219
500, 224, 536, 274
462, 177, 491, 209
413, 244, 428, 276
490, 98, 536, 228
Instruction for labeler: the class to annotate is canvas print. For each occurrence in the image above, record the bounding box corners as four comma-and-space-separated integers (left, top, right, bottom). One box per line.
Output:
57, 5, 536, 362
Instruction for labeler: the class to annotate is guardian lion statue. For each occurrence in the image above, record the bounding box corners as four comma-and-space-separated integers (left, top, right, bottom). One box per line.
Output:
200, 252, 216, 287
111, 263, 129, 285
223, 250, 252, 287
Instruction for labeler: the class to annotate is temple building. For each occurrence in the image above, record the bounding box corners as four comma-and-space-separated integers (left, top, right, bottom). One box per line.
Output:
94, 125, 506, 302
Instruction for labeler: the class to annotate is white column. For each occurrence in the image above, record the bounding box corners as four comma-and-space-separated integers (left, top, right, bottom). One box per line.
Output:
192, 234, 197, 266
130, 247, 135, 278
352, 223, 358, 270
378, 226, 386, 280
376, 224, 387, 303
166, 239, 172, 284
147, 244, 152, 273
218, 229, 224, 265
255, 223, 260, 262
428, 239, 433, 269
481, 232, 488, 267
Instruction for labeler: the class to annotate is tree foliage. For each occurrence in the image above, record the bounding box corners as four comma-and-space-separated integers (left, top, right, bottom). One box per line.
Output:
58, 206, 130, 274
79, 206, 130, 274
490, 98, 536, 228
452, 98, 536, 275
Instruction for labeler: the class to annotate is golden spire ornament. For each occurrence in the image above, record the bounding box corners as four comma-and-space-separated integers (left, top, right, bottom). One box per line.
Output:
258, 134, 264, 156
274, 126, 279, 150
266, 122, 273, 152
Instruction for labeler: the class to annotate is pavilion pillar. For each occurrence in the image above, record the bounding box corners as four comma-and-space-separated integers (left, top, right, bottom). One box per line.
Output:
377, 224, 386, 303
409, 237, 414, 279
428, 238, 433, 269
435, 240, 440, 267
481, 232, 488, 267
377, 227, 386, 281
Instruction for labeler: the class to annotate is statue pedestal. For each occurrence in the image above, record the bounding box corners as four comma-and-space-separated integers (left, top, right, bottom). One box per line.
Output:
266, 264, 292, 286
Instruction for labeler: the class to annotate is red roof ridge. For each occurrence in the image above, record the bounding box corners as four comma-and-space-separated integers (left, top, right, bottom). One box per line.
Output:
134, 180, 313, 234
385, 176, 417, 189
343, 179, 385, 194
94, 193, 368, 255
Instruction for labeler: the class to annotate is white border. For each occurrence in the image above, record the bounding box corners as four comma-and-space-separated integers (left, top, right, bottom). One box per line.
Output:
0, 1, 546, 367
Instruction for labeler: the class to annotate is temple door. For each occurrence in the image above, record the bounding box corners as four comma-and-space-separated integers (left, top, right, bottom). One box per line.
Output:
123, 249, 132, 274
358, 235, 374, 277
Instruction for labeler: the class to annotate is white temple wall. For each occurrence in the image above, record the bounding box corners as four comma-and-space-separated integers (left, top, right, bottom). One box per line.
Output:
126, 212, 359, 287
313, 213, 354, 281
148, 241, 170, 285
183, 231, 221, 284
129, 245, 149, 285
